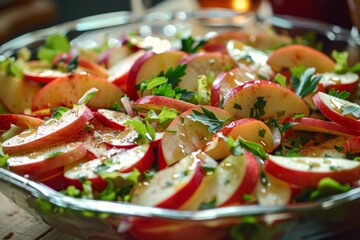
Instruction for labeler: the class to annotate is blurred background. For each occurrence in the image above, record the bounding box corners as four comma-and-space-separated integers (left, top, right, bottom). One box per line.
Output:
0, 0, 356, 44
0, 0, 165, 44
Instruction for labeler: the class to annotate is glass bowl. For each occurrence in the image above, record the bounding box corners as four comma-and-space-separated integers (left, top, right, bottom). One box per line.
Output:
0, 10, 360, 240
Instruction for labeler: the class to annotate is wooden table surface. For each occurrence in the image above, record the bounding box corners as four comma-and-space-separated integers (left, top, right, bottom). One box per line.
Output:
1, 0, 360, 239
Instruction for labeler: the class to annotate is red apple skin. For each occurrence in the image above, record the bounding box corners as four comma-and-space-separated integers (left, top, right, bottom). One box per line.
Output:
284, 117, 360, 137
313, 92, 360, 131
126, 50, 188, 100
2, 104, 94, 154
31, 167, 68, 190
7, 142, 87, 176
264, 155, 360, 187
0, 114, 44, 130
133, 95, 196, 113
343, 136, 360, 153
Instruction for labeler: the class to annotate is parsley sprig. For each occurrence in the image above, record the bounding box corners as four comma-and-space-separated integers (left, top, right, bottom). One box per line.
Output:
290, 66, 322, 98
187, 107, 229, 133
180, 36, 207, 54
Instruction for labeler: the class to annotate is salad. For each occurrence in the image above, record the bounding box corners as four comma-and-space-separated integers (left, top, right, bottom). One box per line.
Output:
1, 24, 360, 239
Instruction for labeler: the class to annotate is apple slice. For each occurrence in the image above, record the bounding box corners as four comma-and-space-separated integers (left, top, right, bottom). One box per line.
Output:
313, 91, 360, 131
264, 155, 360, 187
284, 117, 360, 137
133, 95, 196, 113
211, 66, 260, 107
7, 142, 87, 176
94, 109, 132, 130
131, 151, 206, 209
23, 61, 69, 83
255, 172, 292, 206
178, 52, 236, 92
31, 74, 124, 111
126, 50, 188, 100
205, 118, 274, 160
215, 151, 260, 207
223, 80, 309, 120
317, 72, 359, 96
64, 144, 155, 191
0, 73, 42, 114
97, 46, 132, 68
158, 105, 232, 168
267, 44, 335, 73
0, 114, 43, 130
107, 50, 146, 90
2, 104, 94, 154
180, 150, 259, 209
53, 53, 108, 79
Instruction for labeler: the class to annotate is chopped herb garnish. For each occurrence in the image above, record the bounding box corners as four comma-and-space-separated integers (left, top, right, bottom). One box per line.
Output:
219, 96, 225, 108
258, 128, 266, 138
146, 108, 178, 128
233, 103, 242, 110
51, 106, 69, 119
187, 107, 229, 133
198, 198, 216, 210
334, 145, 344, 152
139, 75, 168, 96
250, 97, 266, 119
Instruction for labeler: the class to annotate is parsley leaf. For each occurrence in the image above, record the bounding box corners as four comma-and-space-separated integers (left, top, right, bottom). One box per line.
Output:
180, 36, 207, 54
274, 73, 287, 87
37, 34, 71, 62
139, 75, 168, 96
51, 106, 69, 119
158, 64, 187, 86
187, 107, 229, 133
290, 67, 322, 98
146, 108, 178, 128
125, 119, 155, 143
